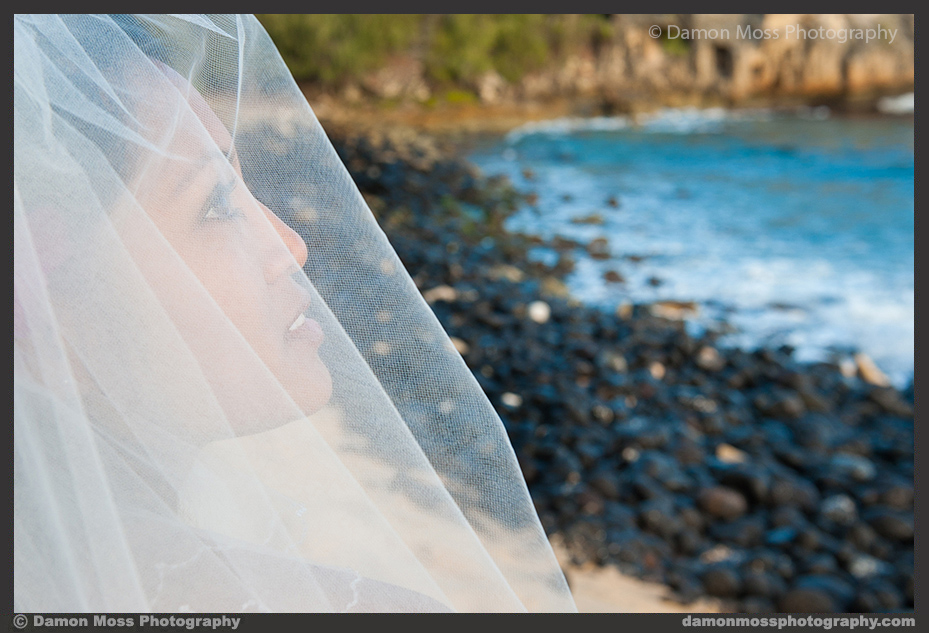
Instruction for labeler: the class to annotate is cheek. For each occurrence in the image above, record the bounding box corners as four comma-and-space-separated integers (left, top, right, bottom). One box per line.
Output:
179, 244, 276, 339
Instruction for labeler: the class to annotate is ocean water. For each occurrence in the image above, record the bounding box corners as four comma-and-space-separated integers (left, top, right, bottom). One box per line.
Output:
468, 105, 914, 388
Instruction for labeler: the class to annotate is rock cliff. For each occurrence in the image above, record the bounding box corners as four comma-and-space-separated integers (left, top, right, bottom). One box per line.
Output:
353, 14, 913, 112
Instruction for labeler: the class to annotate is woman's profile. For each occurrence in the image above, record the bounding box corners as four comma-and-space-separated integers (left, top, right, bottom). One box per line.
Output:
13, 14, 576, 612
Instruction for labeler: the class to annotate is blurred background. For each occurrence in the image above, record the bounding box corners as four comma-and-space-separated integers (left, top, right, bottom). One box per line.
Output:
255, 14, 914, 613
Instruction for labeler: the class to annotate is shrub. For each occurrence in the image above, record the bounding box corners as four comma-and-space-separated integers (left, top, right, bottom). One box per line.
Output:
256, 14, 421, 84
257, 14, 617, 89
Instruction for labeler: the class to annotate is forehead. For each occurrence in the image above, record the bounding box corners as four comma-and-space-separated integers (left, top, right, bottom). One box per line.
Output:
135, 62, 234, 156
125, 70, 237, 218
177, 83, 234, 153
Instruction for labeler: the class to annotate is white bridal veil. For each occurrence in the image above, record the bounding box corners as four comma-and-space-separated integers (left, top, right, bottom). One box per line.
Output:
14, 14, 576, 612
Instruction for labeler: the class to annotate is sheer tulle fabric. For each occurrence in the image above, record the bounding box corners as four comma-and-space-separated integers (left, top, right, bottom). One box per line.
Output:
14, 14, 576, 612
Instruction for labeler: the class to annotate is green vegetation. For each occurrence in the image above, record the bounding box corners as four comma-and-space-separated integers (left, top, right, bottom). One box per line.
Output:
255, 15, 421, 84
425, 14, 552, 84
441, 89, 479, 104
660, 34, 691, 56
256, 14, 615, 88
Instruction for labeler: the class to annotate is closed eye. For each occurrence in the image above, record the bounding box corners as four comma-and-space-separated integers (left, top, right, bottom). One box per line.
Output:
202, 179, 244, 221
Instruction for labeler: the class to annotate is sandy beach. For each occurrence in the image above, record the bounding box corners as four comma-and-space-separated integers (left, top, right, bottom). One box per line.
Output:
551, 538, 721, 613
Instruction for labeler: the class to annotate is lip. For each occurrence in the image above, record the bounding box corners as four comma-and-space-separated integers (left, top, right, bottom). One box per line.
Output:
286, 314, 324, 346
285, 300, 324, 346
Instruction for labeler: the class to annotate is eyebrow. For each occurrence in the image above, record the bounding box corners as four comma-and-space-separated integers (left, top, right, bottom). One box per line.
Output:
171, 154, 212, 196
171, 145, 239, 197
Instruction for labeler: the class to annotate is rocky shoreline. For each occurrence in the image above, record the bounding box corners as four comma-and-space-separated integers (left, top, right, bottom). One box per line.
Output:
252, 122, 914, 613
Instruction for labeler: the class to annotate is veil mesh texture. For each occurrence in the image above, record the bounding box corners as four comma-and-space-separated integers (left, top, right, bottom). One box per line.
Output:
13, 13, 576, 613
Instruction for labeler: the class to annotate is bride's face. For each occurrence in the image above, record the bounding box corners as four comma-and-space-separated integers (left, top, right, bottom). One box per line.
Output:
126, 77, 332, 433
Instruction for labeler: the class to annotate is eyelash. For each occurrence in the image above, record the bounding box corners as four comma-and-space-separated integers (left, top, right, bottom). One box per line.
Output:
202, 180, 244, 222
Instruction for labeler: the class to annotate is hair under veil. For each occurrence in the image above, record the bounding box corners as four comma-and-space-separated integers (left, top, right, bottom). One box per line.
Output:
14, 14, 576, 612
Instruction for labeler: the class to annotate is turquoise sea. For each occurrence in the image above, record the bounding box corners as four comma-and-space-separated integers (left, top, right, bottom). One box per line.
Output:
468, 104, 914, 387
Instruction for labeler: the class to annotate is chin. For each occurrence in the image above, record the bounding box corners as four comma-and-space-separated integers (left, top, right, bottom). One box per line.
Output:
220, 359, 333, 439
291, 362, 333, 417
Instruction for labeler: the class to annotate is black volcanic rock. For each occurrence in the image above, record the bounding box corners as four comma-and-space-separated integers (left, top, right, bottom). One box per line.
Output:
253, 123, 915, 615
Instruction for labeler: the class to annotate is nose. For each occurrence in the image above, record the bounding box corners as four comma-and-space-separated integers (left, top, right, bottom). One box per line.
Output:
258, 202, 308, 281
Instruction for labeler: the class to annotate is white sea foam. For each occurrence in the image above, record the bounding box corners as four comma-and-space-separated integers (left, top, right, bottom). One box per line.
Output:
505, 115, 631, 143
636, 106, 775, 133
876, 92, 914, 115
504, 106, 776, 142
559, 246, 914, 388
475, 111, 914, 388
